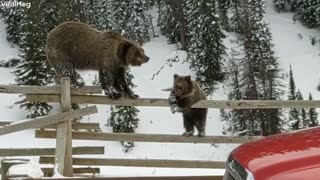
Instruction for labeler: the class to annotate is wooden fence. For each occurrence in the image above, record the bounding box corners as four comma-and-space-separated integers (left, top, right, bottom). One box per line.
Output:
1, 77, 318, 179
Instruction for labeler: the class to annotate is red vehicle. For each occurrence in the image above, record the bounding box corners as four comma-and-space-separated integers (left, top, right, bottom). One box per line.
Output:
223, 127, 320, 180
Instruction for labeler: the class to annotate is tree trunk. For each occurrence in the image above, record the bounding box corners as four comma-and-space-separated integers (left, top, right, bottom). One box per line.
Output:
163, 0, 188, 50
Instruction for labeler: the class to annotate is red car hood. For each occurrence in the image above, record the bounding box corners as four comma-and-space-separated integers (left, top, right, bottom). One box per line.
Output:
232, 127, 320, 180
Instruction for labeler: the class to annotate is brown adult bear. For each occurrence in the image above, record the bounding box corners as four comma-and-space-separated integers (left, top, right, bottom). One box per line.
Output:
169, 74, 208, 137
45, 21, 149, 99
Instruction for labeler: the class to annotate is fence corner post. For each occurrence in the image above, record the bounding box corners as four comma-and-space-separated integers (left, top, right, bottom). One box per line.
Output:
54, 77, 73, 177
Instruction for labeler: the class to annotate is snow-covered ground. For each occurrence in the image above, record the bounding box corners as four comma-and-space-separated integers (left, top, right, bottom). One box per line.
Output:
0, 2, 320, 177
264, 1, 320, 100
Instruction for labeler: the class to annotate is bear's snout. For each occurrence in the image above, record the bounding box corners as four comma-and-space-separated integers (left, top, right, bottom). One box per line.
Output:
145, 56, 150, 62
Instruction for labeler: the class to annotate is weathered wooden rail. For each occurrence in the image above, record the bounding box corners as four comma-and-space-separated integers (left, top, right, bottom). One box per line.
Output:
26, 94, 320, 109
0, 122, 101, 131
0, 146, 104, 156
35, 130, 260, 144
39, 156, 225, 169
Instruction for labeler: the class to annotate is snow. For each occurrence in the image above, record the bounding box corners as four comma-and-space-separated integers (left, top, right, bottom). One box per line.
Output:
0, 2, 319, 178
264, 1, 320, 100
8, 160, 43, 179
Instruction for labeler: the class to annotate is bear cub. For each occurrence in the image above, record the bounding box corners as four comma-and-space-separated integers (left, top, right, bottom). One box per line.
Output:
169, 74, 208, 137
45, 21, 149, 99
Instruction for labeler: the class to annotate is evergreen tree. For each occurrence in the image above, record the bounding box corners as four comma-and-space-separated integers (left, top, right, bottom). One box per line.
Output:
273, 0, 302, 12
107, 71, 140, 151
217, 0, 231, 31
288, 66, 301, 130
111, 0, 150, 44
14, 0, 54, 118
222, 54, 248, 135
296, 0, 320, 28
227, 0, 284, 136
187, 0, 226, 95
158, 0, 188, 49
308, 93, 318, 127
296, 90, 307, 129
157, 0, 179, 44
85, 0, 114, 31
0, 1, 26, 45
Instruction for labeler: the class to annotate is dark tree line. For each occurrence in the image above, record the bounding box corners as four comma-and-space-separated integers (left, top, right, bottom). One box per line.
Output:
222, 0, 285, 136
273, 0, 320, 28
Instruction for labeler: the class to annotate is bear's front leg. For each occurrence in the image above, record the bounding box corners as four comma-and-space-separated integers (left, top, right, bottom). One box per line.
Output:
99, 69, 121, 99
117, 68, 139, 99
168, 91, 177, 113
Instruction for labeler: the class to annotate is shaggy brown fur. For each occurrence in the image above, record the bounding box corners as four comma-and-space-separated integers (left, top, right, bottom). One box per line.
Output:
46, 21, 149, 99
169, 74, 208, 137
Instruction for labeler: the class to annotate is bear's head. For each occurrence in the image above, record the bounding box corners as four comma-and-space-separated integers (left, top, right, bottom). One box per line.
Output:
119, 41, 149, 67
172, 74, 193, 97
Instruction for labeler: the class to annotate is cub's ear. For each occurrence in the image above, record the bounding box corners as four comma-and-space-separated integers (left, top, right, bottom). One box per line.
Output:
185, 75, 191, 82
173, 74, 179, 79
118, 41, 132, 64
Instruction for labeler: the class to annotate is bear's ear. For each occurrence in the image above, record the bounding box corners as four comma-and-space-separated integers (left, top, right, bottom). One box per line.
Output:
185, 75, 191, 82
118, 41, 132, 64
173, 74, 179, 79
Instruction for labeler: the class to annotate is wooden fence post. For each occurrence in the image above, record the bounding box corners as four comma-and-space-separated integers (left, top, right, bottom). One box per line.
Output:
54, 77, 73, 176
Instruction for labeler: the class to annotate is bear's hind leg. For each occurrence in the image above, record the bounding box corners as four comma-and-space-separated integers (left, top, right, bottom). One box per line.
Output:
53, 62, 84, 87
99, 69, 121, 99
194, 109, 207, 137
183, 114, 194, 136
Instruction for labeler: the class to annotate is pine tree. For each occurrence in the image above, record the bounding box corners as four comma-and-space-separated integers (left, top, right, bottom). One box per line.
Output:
217, 0, 231, 31
14, 0, 54, 118
187, 0, 226, 95
273, 0, 301, 12
227, 0, 284, 136
223, 54, 248, 135
107, 71, 140, 151
85, 0, 114, 31
157, 0, 179, 44
0, 1, 26, 45
296, 0, 320, 28
296, 90, 307, 129
288, 66, 301, 130
111, 0, 150, 44
308, 93, 318, 127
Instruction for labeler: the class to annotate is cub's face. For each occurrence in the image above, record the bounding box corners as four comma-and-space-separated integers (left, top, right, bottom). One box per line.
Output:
173, 74, 193, 97
127, 44, 149, 66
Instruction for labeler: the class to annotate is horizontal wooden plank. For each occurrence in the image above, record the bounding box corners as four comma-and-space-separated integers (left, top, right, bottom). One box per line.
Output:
35, 130, 260, 144
0, 122, 100, 131
0, 106, 97, 136
41, 167, 100, 176
0, 122, 10, 126
0, 85, 102, 95
39, 157, 225, 169
0, 146, 104, 156
45, 122, 101, 131
36, 176, 223, 180
26, 95, 320, 109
